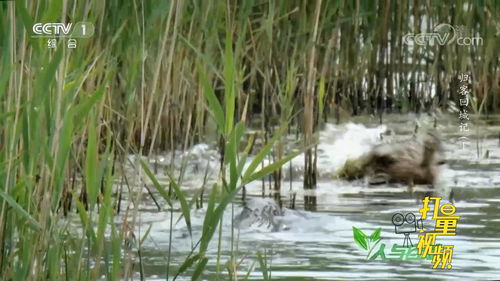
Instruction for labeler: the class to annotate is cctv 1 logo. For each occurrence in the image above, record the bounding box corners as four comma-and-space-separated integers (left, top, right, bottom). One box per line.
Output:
32, 22, 94, 38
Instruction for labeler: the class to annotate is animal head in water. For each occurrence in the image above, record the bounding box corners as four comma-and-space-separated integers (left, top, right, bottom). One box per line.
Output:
362, 132, 445, 186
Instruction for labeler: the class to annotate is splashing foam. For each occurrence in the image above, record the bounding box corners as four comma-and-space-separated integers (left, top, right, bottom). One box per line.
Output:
283, 123, 387, 179
136, 123, 387, 182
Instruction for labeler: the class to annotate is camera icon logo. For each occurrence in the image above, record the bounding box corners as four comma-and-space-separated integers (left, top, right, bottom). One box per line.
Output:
392, 212, 424, 247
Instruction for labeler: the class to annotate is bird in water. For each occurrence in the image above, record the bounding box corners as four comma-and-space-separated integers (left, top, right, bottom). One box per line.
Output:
337, 132, 445, 186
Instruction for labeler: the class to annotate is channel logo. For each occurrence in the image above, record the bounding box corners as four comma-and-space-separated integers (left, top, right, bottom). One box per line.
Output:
32, 22, 94, 38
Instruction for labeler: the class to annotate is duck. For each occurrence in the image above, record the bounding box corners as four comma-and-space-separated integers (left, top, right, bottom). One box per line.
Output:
363, 133, 445, 185
337, 132, 445, 186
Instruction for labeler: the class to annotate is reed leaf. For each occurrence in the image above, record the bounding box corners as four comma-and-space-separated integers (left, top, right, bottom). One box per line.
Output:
139, 159, 172, 207
166, 172, 192, 238
0, 188, 40, 231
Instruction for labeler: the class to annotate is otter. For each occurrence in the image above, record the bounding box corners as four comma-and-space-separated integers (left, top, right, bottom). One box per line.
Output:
337, 133, 445, 186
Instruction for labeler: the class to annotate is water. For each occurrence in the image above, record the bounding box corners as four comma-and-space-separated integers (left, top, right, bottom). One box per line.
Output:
119, 114, 500, 280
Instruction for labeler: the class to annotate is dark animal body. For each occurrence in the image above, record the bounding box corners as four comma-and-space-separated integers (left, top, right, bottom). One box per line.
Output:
338, 133, 445, 186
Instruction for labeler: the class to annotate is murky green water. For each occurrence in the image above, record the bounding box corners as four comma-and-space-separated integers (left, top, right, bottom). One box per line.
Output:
112, 114, 500, 280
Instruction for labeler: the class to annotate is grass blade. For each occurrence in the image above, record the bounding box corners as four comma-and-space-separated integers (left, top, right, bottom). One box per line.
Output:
139, 159, 172, 207
0, 188, 40, 231
166, 172, 192, 237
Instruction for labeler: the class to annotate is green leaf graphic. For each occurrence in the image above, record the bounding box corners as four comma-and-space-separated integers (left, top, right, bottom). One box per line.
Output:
352, 226, 368, 250
370, 227, 381, 242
